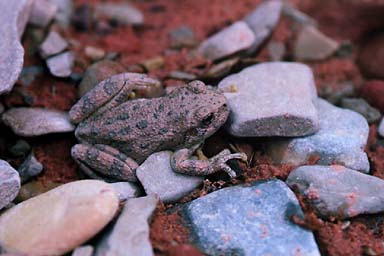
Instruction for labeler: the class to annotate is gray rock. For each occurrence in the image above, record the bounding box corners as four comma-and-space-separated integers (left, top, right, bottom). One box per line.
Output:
183, 179, 320, 256
39, 31, 68, 58
95, 194, 158, 256
379, 118, 384, 137
29, 0, 58, 27
197, 21, 255, 61
0, 0, 33, 95
169, 26, 197, 49
340, 98, 381, 124
218, 62, 319, 137
319, 82, 355, 105
95, 3, 144, 26
268, 99, 370, 172
294, 25, 339, 61
111, 182, 141, 201
287, 165, 384, 219
17, 153, 43, 184
48, 0, 73, 26
46, 51, 74, 77
136, 151, 203, 203
0, 160, 21, 210
243, 0, 282, 54
72, 245, 94, 256
2, 107, 75, 136
8, 140, 31, 157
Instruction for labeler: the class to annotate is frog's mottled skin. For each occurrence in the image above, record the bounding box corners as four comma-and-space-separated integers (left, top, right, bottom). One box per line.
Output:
70, 73, 246, 182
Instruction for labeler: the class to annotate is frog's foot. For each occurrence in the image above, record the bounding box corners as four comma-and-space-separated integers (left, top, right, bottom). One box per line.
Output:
71, 144, 139, 182
171, 148, 247, 178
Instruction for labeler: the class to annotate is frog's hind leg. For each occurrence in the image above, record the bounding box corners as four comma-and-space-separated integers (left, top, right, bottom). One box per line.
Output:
171, 147, 247, 178
71, 144, 139, 182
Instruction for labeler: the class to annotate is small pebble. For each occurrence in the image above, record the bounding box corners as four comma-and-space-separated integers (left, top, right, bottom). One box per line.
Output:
141, 56, 165, 71
203, 57, 240, 79
340, 97, 381, 123
8, 140, 31, 157
0, 160, 20, 211
0, 180, 119, 255
197, 21, 255, 61
136, 151, 203, 203
17, 153, 43, 184
29, 0, 58, 27
46, 51, 74, 77
168, 71, 197, 81
2, 107, 75, 136
84, 46, 105, 61
72, 245, 94, 256
169, 25, 197, 49
287, 165, 384, 219
110, 182, 141, 201
95, 3, 144, 26
39, 30, 68, 58
282, 3, 317, 26
94, 194, 158, 256
378, 118, 384, 137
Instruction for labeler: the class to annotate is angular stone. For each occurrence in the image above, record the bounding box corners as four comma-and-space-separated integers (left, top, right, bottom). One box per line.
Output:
287, 165, 384, 219
0, 160, 20, 211
136, 151, 203, 203
29, 0, 58, 27
72, 245, 94, 256
39, 31, 68, 58
0, 180, 119, 255
17, 153, 43, 184
268, 99, 370, 172
340, 97, 381, 124
0, 0, 33, 95
111, 182, 141, 201
183, 179, 320, 256
197, 21, 255, 61
95, 194, 158, 256
2, 107, 75, 136
84, 46, 105, 61
379, 118, 384, 137
46, 51, 74, 77
294, 26, 339, 61
218, 62, 319, 137
243, 0, 282, 54
95, 3, 144, 26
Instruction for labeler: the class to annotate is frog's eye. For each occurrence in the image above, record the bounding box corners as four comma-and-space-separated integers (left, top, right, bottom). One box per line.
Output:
202, 113, 214, 126
188, 80, 207, 93
195, 106, 214, 125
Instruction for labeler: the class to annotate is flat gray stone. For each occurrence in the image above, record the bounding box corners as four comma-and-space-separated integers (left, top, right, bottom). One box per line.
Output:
340, 97, 381, 124
29, 0, 58, 27
0, 0, 33, 95
268, 99, 370, 172
287, 165, 384, 219
197, 21, 255, 61
243, 0, 282, 54
136, 151, 203, 203
95, 3, 144, 26
72, 245, 94, 256
0, 160, 20, 211
95, 194, 158, 256
111, 182, 141, 201
2, 107, 75, 136
218, 62, 319, 137
39, 31, 68, 58
379, 118, 384, 137
46, 51, 74, 77
183, 179, 320, 256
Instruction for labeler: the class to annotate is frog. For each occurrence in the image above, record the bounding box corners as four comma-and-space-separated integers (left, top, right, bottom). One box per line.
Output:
69, 72, 246, 182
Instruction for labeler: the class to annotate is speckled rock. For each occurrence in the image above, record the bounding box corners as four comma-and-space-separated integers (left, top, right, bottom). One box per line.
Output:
0, 160, 20, 211
243, 0, 282, 54
340, 98, 381, 124
183, 179, 320, 256
136, 151, 203, 203
47, 51, 74, 77
379, 118, 384, 137
111, 182, 141, 201
268, 99, 370, 172
95, 3, 144, 25
218, 62, 319, 137
287, 165, 384, 219
197, 21, 255, 61
95, 194, 158, 256
0, 0, 33, 95
29, 0, 58, 27
72, 245, 94, 256
39, 30, 68, 58
0, 180, 119, 255
2, 107, 75, 136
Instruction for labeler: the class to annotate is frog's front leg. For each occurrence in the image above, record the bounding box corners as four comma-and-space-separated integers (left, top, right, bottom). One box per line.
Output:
171, 147, 247, 178
71, 144, 139, 182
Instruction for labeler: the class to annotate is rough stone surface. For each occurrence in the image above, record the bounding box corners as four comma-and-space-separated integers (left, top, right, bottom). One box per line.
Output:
17, 153, 43, 184
0, 0, 33, 95
39, 30, 68, 58
287, 165, 384, 219
243, 0, 282, 54
340, 97, 381, 124
183, 179, 320, 256
136, 151, 203, 203
379, 118, 384, 137
294, 25, 339, 61
46, 51, 74, 77
0, 180, 119, 255
95, 3, 144, 25
95, 194, 158, 256
197, 21, 255, 61
111, 182, 141, 201
218, 62, 319, 137
268, 99, 370, 172
358, 32, 384, 79
72, 245, 94, 256
29, 0, 58, 27
2, 107, 75, 136
0, 160, 20, 211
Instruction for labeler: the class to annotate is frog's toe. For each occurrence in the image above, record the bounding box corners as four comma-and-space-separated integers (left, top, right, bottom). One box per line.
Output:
221, 164, 237, 178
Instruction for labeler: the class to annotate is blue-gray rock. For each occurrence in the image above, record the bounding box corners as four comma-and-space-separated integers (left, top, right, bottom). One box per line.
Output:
46, 51, 74, 77
218, 62, 319, 137
287, 165, 384, 219
379, 117, 384, 137
39, 30, 68, 58
95, 194, 158, 256
340, 98, 381, 124
136, 151, 203, 203
183, 179, 320, 256
197, 21, 255, 61
8, 140, 31, 157
110, 182, 141, 202
0, 160, 21, 210
243, 0, 282, 54
268, 98, 370, 172
17, 153, 43, 184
